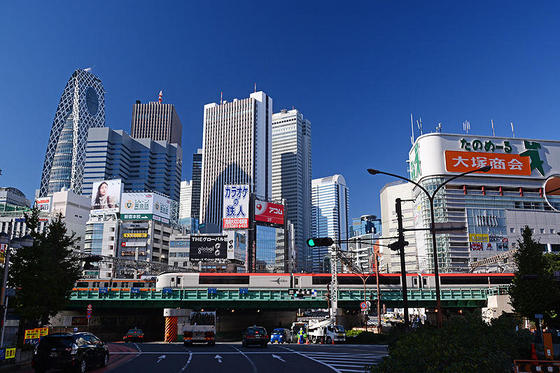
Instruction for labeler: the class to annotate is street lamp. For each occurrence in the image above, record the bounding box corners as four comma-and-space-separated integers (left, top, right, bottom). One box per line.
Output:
0, 233, 33, 347
367, 165, 491, 327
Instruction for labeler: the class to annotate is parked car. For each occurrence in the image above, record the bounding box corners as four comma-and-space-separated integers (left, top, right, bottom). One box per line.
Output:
270, 328, 291, 344
32, 332, 109, 373
123, 328, 144, 343
241, 326, 268, 347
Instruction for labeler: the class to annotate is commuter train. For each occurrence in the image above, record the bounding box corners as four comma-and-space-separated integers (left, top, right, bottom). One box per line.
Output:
73, 277, 156, 291
154, 272, 514, 290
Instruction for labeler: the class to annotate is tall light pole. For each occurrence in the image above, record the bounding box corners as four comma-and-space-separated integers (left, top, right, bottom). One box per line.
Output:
367, 165, 491, 327
0, 233, 33, 347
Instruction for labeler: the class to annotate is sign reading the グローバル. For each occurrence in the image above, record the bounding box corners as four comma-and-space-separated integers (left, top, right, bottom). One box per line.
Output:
409, 134, 559, 180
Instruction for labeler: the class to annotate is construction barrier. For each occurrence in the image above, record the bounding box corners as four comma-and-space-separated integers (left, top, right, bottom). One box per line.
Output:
164, 316, 178, 342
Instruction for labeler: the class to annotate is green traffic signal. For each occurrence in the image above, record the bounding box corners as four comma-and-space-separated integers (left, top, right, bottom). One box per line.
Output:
307, 237, 334, 247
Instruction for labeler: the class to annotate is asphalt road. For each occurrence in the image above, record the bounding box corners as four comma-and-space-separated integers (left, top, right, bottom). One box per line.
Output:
103, 342, 388, 373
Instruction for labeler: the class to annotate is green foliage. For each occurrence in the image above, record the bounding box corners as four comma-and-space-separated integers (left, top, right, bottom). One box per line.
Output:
371, 312, 532, 373
8, 208, 82, 326
509, 226, 560, 324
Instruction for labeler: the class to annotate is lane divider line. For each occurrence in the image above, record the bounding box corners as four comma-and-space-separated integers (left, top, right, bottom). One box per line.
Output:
232, 346, 258, 373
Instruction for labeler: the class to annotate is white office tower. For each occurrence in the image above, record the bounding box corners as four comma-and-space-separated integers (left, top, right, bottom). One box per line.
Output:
379, 181, 419, 273
200, 91, 273, 230
179, 180, 193, 219
272, 109, 312, 272
311, 175, 349, 272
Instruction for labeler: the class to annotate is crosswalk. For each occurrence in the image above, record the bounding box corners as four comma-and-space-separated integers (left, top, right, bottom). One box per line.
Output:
292, 351, 386, 373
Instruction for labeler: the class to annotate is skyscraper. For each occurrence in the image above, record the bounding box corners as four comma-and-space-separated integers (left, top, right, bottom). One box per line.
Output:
130, 92, 183, 146
82, 128, 182, 201
190, 149, 203, 221
39, 69, 105, 197
311, 175, 349, 272
179, 180, 193, 219
199, 91, 272, 229
271, 109, 312, 272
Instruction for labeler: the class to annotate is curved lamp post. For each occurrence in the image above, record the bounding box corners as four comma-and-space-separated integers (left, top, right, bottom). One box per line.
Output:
367, 165, 491, 327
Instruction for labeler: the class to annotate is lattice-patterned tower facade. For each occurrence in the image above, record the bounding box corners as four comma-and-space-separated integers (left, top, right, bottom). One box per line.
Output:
39, 69, 105, 197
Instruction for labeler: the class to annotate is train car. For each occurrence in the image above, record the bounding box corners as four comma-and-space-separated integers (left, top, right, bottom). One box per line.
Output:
156, 272, 292, 290
74, 278, 156, 291
293, 273, 419, 290
420, 273, 514, 289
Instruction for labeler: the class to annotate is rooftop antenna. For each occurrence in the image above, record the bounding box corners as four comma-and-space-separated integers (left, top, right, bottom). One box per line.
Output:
491, 119, 495, 136
220, 91, 223, 105
158, 90, 163, 103
410, 113, 415, 145
462, 120, 471, 134
436, 122, 442, 132
254, 83, 257, 93
416, 117, 423, 135
84, 67, 92, 72
510, 122, 515, 137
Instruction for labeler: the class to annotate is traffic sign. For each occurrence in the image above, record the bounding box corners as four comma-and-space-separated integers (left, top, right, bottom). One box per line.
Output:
87, 304, 92, 311
360, 302, 368, 310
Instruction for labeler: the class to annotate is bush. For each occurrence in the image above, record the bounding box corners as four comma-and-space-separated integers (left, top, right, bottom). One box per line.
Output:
371, 312, 532, 373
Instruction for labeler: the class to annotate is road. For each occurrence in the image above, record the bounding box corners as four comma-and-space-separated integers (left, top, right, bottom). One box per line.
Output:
104, 342, 387, 373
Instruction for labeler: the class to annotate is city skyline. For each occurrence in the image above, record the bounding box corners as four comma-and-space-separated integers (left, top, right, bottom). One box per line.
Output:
2, 2, 560, 220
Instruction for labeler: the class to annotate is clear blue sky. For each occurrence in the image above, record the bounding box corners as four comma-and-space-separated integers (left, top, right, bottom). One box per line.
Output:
1, 1, 560, 219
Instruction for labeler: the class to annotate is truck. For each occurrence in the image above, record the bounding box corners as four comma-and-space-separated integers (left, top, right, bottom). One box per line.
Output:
307, 318, 346, 344
182, 311, 216, 346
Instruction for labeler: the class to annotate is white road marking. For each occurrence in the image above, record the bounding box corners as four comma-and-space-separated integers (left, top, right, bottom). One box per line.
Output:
279, 346, 342, 373
272, 354, 286, 362
179, 350, 193, 372
232, 346, 258, 373
280, 347, 386, 373
214, 354, 223, 363
156, 355, 166, 363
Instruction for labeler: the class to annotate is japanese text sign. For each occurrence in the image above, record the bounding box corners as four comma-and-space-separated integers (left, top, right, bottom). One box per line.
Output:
445, 151, 531, 176
223, 184, 249, 229
254, 200, 284, 225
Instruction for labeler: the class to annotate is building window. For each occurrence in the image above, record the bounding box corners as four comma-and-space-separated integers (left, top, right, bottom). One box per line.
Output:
540, 229, 545, 234
551, 229, 555, 234
510, 228, 515, 233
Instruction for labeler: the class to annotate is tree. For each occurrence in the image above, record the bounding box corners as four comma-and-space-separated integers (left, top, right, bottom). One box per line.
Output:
509, 226, 560, 325
8, 208, 82, 326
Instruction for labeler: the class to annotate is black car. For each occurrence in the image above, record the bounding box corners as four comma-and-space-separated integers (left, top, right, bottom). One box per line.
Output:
241, 326, 268, 347
32, 332, 109, 373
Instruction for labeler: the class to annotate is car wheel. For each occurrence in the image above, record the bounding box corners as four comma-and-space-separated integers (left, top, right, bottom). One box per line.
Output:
76, 359, 87, 373
101, 353, 109, 367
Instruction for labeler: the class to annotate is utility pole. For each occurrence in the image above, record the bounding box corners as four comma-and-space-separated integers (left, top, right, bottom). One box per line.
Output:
389, 198, 410, 328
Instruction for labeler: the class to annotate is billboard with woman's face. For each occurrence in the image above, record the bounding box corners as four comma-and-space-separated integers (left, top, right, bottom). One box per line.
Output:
91, 179, 122, 214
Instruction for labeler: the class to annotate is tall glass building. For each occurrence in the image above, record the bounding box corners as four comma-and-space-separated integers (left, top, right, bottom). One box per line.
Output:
190, 149, 203, 221
39, 69, 105, 197
271, 109, 312, 272
311, 175, 350, 272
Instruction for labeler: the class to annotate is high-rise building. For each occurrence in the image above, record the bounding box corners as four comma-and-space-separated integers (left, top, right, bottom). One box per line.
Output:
200, 91, 272, 229
39, 69, 105, 197
379, 181, 419, 273
311, 175, 349, 272
191, 149, 203, 221
179, 180, 193, 219
271, 109, 312, 272
82, 128, 182, 202
130, 92, 183, 146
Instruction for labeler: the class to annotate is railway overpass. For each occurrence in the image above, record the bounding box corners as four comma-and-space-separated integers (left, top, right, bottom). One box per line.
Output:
67, 286, 509, 310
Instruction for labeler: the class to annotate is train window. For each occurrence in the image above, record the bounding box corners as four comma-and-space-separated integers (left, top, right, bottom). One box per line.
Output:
76, 282, 89, 287
294, 278, 299, 286
132, 282, 143, 288
489, 276, 514, 285
440, 276, 488, 285
422, 278, 427, 286
103, 282, 109, 288
379, 276, 400, 285
93, 282, 99, 287
413, 278, 418, 286
122, 282, 128, 288
199, 276, 250, 285
177, 277, 181, 285
311, 277, 331, 285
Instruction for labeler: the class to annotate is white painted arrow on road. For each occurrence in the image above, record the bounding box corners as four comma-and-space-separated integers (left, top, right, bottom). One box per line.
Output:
215, 354, 223, 363
272, 354, 286, 363
156, 355, 166, 363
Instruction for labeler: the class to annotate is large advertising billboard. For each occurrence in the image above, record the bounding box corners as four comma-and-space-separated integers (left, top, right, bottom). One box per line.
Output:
189, 235, 227, 260
120, 192, 171, 220
223, 185, 249, 229
254, 200, 284, 225
91, 179, 122, 214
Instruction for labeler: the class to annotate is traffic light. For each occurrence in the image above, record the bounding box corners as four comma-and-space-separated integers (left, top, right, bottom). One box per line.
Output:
307, 237, 334, 247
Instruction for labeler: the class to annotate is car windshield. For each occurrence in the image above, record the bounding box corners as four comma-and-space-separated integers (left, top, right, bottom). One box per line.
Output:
127, 329, 142, 334
272, 329, 283, 334
335, 325, 345, 333
38, 335, 74, 350
247, 327, 266, 335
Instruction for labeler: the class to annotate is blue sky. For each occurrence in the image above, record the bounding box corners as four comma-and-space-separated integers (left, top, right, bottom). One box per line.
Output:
1, 1, 560, 219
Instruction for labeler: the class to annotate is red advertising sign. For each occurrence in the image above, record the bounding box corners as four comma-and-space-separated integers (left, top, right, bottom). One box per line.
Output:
223, 218, 249, 229
254, 201, 284, 225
